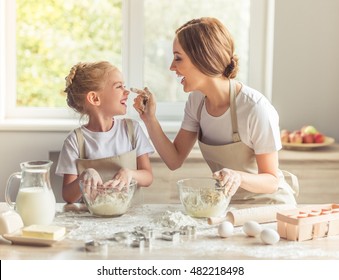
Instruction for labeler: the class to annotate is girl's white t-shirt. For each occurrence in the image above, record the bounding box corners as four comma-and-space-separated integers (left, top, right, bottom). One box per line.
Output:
56, 118, 154, 176
181, 84, 282, 155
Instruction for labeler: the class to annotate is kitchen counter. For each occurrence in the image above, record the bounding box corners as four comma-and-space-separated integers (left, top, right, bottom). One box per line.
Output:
146, 143, 339, 204
279, 143, 339, 163
278, 143, 339, 203
1, 202, 339, 260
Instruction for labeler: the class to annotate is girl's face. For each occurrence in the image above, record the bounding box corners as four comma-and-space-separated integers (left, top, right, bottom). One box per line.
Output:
98, 69, 129, 116
170, 37, 206, 93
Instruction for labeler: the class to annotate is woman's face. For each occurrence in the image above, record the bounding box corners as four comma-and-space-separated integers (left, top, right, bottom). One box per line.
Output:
170, 37, 206, 93
98, 69, 129, 116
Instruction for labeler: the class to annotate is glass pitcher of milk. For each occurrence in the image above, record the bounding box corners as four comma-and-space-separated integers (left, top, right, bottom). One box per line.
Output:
5, 160, 56, 226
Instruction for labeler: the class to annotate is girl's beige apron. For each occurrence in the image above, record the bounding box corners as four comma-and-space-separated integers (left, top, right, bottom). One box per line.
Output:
198, 80, 298, 205
74, 119, 140, 203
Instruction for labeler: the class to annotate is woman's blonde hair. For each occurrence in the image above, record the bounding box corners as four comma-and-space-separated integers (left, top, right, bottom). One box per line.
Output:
64, 61, 117, 114
176, 17, 239, 79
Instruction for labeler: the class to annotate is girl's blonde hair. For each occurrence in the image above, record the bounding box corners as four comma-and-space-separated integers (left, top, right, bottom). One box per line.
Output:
64, 61, 117, 114
176, 17, 239, 79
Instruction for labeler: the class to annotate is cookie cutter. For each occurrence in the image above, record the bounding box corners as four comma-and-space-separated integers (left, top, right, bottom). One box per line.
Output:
134, 226, 154, 239
161, 231, 180, 242
129, 237, 146, 248
180, 225, 197, 238
85, 240, 108, 254
110, 228, 153, 249
134, 226, 154, 248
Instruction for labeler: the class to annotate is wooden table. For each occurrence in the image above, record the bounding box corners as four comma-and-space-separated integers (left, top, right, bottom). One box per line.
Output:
1, 203, 339, 260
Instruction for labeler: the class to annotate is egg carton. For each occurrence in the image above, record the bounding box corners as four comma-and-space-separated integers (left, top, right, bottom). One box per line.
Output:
276, 204, 339, 241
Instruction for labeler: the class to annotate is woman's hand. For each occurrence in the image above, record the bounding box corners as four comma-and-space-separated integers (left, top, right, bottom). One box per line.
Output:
213, 168, 241, 197
131, 87, 156, 121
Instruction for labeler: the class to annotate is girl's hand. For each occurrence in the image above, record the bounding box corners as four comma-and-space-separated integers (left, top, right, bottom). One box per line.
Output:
79, 168, 103, 199
102, 179, 121, 190
213, 168, 241, 197
111, 168, 133, 191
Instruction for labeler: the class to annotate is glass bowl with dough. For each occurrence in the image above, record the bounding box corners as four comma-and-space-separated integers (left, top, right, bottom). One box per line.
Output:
177, 177, 230, 218
80, 179, 137, 217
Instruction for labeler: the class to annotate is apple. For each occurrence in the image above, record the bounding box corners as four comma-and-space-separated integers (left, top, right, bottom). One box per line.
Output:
280, 129, 290, 143
289, 130, 303, 143
302, 125, 318, 135
314, 132, 325, 143
302, 133, 314, 143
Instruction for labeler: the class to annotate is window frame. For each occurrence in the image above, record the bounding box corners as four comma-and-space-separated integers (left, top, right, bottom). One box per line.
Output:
0, 0, 274, 131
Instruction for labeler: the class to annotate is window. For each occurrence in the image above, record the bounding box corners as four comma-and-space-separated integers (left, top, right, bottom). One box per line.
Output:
141, 0, 251, 121
1, 0, 123, 120
0, 0, 272, 128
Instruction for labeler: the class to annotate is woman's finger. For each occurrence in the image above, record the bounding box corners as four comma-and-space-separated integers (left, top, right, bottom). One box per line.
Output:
144, 87, 152, 96
130, 87, 146, 95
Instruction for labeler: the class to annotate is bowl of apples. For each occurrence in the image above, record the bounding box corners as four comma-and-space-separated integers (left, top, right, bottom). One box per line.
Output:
281, 125, 334, 150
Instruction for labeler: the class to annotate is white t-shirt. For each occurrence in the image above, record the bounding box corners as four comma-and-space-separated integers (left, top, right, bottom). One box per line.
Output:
56, 118, 154, 176
181, 84, 282, 155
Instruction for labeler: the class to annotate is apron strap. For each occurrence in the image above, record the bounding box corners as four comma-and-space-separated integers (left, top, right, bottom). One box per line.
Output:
196, 96, 205, 140
125, 118, 136, 149
75, 127, 86, 159
196, 97, 205, 122
229, 79, 241, 143
197, 80, 240, 143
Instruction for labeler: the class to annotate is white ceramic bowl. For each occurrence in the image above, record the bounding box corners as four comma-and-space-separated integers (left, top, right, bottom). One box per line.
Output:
80, 179, 137, 217
177, 177, 230, 218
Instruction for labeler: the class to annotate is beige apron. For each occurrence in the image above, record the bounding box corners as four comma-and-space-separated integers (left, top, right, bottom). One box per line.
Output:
198, 80, 298, 205
75, 118, 137, 182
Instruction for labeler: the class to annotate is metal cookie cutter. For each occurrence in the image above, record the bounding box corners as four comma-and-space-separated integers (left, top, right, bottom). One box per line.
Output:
132, 227, 153, 249
180, 225, 197, 238
161, 231, 180, 242
134, 226, 154, 239
129, 236, 146, 248
85, 240, 108, 254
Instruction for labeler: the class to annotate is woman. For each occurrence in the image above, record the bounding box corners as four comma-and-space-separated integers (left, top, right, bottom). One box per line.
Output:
132, 17, 297, 204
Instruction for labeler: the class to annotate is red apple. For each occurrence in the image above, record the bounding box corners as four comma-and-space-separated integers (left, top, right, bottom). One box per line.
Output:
302, 133, 314, 143
289, 130, 303, 143
314, 132, 325, 143
280, 129, 290, 143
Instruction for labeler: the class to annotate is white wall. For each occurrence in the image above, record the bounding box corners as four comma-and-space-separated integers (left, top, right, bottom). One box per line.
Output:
272, 0, 339, 139
0, 131, 69, 202
1, 0, 339, 201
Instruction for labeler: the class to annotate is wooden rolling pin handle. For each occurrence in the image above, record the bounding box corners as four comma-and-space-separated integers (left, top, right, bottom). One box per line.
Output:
207, 216, 230, 225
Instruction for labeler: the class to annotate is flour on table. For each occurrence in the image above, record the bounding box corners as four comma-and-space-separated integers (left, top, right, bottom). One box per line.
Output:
155, 210, 198, 228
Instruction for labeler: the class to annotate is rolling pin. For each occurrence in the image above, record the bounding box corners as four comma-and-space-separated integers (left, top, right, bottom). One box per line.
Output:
207, 204, 295, 226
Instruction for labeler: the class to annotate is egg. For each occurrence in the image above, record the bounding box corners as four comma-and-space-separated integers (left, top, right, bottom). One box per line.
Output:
242, 221, 262, 237
260, 228, 280, 245
218, 221, 234, 238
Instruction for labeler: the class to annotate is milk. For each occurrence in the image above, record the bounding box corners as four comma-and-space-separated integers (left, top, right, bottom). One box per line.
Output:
16, 187, 56, 226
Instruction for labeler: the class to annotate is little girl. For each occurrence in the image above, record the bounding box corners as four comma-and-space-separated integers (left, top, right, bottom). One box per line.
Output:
56, 61, 154, 203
